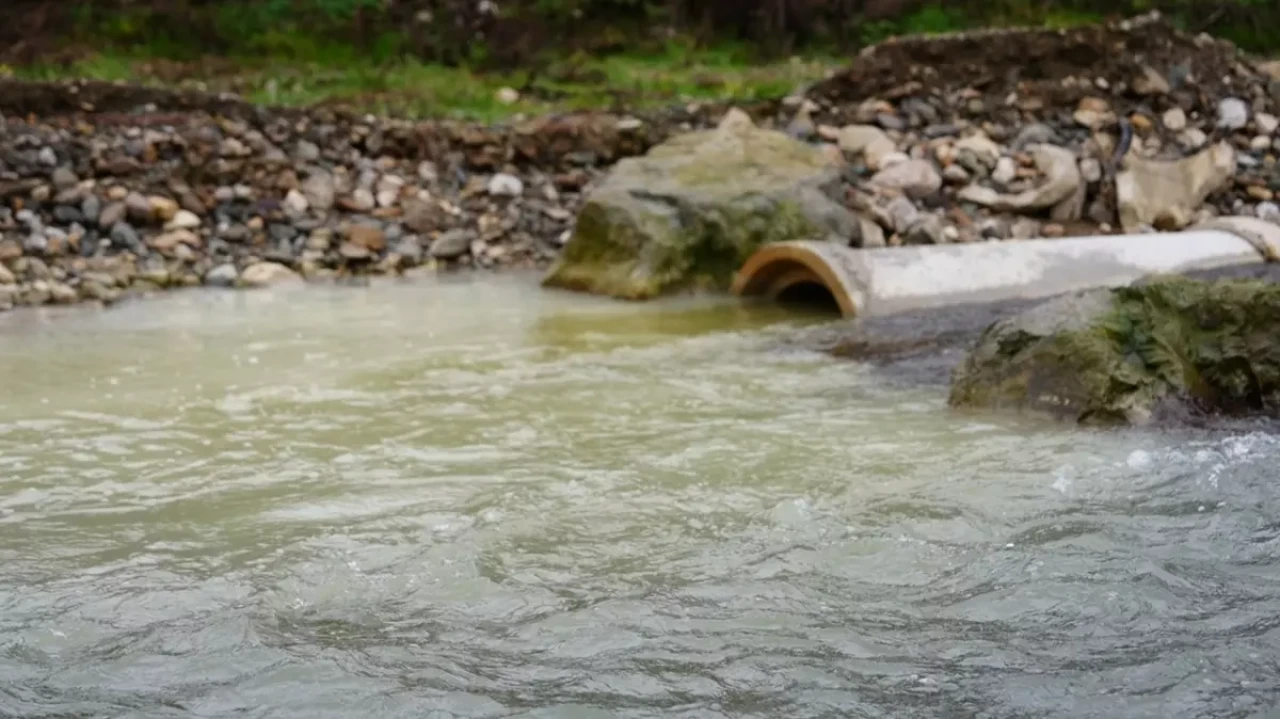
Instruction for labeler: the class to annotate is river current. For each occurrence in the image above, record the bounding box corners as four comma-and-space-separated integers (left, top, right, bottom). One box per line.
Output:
2, 276, 1279, 718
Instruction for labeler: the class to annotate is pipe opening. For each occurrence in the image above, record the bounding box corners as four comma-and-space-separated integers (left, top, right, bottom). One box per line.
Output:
730, 245, 859, 317
773, 280, 843, 315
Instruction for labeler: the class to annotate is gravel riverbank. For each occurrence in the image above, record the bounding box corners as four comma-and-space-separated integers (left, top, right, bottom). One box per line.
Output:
2, 13, 1279, 312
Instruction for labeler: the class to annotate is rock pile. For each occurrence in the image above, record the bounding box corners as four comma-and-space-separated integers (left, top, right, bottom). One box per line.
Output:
0, 102, 637, 310
793, 12, 1280, 247
2, 12, 1280, 311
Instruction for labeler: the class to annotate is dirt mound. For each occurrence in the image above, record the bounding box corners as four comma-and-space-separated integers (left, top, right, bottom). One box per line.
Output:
807, 12, 1274, 119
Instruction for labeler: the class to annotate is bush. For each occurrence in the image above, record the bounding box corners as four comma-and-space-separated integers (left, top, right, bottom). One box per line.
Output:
9, 0, 1280, 69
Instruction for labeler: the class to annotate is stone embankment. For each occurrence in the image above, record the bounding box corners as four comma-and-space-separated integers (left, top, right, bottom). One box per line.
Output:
2, 12, 1280, 311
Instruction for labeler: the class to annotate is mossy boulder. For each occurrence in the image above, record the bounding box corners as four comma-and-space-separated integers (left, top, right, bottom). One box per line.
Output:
542, 109, 859, 300
948, 277, 1280, 424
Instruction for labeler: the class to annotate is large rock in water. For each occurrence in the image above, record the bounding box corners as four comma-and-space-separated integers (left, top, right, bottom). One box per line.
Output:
542, 109, 858, 299
948, 277, 1280, 424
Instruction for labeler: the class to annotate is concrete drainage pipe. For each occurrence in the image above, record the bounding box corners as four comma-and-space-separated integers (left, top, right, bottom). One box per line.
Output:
730, 216, 1280, 318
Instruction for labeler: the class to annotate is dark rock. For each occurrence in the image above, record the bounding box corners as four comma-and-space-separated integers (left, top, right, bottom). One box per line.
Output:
220, 224, 251, 243
392, 237, 424, 265
53, 205, 83, 225
876, 113, 906, 131
429, 228, 474, 259
949, 277, 1280, 424
1010, 123, 1060, 151
23, 233, 47, 255
268, 223, 297, 243
0, 239, 21, 262
204, 263, 238, 287
98, 201, 126, 229
338, 241, 372, 261
81, 196, 102, 227
124, 192, 153, 224
344, 222, 386, 252
109, 222, 143, 254
402, 198, 442, 233
79, 231, 100, 257
51, 166, 78, 191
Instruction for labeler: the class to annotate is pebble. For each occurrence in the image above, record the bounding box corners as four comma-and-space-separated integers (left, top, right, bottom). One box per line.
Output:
50, 282, 77, 304
1073, 98, 1113, 130
345, 223, 387, 251
81, 196, 102, 227
885, 196, 920, 232
51, 167, 78, 191
1180, 128, 1208, 149
954, 133, 1002, 168
1218, 97, 1249, 131
240, 261, 302, 287
904, 215, 946, 244
1079, 158, 1103, 183
284, 188, 310, 215
349, 188, 376, 212
204, 264, 238, 287
52, 205, 83, 225
429, 228, 474, 259
1246, 185, 1274, 202
1257, 113, 1280, 135
391, 237, 424, 265
1257, 201, 1280, 224
149, 229, 200, 252
1010, 218, 1042, 240
125, 192, 153, 224
942, 164, 971, 184
165, 210, 202, 231
150, 196, 180, 222
991, 157, 1018, 185
301, 171, 336, 211
869, 159, 942, 198
1010, 123, 1059, 150
339, 241, 372, 260
1162, 107, 1187, 132
23, 233, 47, 255
487, 173, 525, 197
376, 190, 399, 208
876, 151, 910, 169
109, 222, 142, 252
1133, 65, 1171, 95
296, 140, 321, 162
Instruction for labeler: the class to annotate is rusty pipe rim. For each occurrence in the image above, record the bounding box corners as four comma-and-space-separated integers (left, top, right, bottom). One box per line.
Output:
730, 243, 860, 317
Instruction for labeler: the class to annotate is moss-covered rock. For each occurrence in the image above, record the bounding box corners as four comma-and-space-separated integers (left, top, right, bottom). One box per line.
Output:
542, 109, 858, 300
948, 277, 1280, 424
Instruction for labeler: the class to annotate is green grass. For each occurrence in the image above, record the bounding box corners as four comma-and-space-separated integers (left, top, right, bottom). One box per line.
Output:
11, 38, 839, 123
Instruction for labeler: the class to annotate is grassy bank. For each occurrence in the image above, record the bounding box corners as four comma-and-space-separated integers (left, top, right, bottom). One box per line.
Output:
10, 41, 838, 122
8, 0, 1278, 122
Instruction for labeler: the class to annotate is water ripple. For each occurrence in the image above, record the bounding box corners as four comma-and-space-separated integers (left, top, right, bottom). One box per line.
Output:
2, 281, 1279, 717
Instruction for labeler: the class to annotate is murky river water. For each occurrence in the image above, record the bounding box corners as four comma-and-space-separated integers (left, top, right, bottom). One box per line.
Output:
2, 276, 1280, 718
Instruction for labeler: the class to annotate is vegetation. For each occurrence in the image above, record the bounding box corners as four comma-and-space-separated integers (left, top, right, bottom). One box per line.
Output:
12, 40, 838, 122
4, 0, 1279, 120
